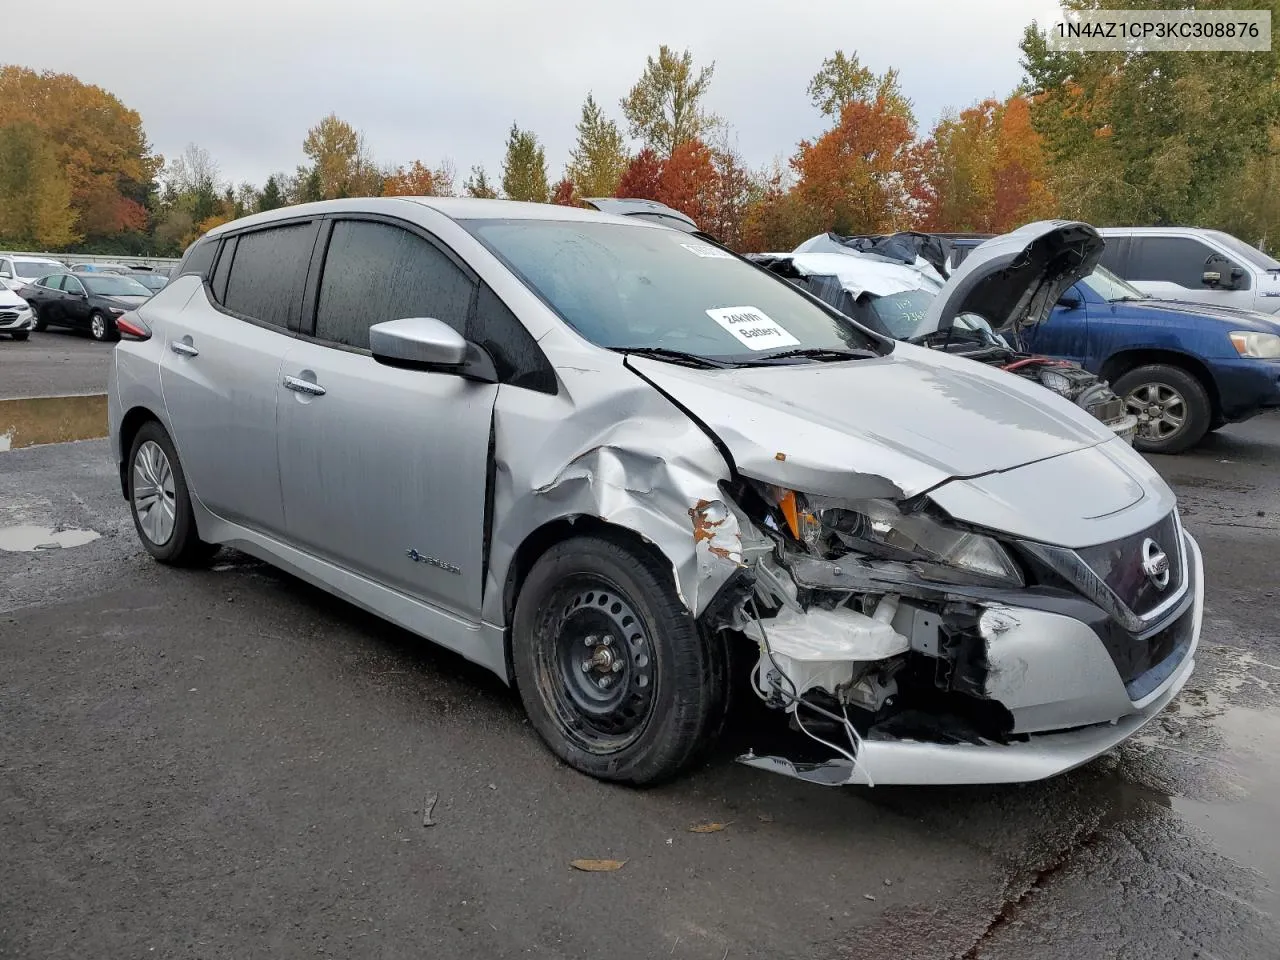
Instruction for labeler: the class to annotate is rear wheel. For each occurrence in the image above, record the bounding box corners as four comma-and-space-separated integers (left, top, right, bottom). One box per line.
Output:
1114, 364, 1212, 455
89, 310, 115, 342
127, 421, 218, 565
512, 535, 727, 785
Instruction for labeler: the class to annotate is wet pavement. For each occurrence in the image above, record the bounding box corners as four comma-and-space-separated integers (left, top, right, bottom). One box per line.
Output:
1, 394, 1277, 958
0, 329, 111, 401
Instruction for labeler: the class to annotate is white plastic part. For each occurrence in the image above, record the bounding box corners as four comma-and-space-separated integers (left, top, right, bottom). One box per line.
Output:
746, 605, 910, 698
871, 594, 900, 624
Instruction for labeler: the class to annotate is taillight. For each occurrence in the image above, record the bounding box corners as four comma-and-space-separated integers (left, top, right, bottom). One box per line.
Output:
116, 314, 151, 341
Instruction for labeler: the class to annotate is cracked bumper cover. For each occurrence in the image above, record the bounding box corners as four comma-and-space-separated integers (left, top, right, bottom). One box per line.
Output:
740, 532, 1203, 787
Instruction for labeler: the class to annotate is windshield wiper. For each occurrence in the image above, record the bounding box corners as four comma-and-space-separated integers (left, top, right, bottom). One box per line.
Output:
615, 347, 733, 369
742, 346, 878, 365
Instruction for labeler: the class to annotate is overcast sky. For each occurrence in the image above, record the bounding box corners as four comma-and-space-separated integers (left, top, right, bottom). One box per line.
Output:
24, 0, 1062, 189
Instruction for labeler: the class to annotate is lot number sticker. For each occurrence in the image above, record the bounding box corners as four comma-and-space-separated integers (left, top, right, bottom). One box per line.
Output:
706, 306, 800, 351
680, 241, 735, 259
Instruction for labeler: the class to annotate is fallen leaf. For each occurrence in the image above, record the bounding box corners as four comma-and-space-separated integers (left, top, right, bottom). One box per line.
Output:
688, 821, 732, 833
757, 814, 774, 823
570, 858, 627, 872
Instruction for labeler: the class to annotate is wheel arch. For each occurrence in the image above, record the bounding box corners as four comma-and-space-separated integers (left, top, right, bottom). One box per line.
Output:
116, 405, 165, 498
1099, 348, 1222, 418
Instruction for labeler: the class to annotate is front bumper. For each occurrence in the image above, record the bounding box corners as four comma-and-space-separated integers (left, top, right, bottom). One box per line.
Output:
1211, 356, 1280, 419
0, 310, 34, 331
740, 531, 1203, 787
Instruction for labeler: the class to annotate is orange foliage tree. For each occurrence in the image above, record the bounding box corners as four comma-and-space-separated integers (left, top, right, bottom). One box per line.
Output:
551, 177, 579, 206
615, 148, 664, 201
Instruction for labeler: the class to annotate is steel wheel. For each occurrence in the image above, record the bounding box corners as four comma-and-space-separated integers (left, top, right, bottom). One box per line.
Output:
90, 312, 108, 341
132, 439, 177, 545
1124, 381, 1187, 443
538, 576, 658, 754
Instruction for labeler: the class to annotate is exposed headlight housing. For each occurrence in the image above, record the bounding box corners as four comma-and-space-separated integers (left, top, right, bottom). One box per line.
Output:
1229, 330, 1280, 358
760, 486, 1024, 588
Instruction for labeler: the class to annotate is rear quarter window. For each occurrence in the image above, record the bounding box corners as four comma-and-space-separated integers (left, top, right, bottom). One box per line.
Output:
177, 237, 218, 281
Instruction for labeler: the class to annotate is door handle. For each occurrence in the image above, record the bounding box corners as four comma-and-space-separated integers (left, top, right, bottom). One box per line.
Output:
169, 339, 199, 357
283, 375, 326, 396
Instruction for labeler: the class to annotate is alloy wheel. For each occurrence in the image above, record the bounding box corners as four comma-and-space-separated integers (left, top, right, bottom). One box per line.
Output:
1123, 382, 1186, 443
132, 440, 177, 545
90, 313, 107, 340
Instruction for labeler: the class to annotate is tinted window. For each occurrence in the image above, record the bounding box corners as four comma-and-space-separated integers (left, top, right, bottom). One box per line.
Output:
1207, 230, 1280, 270
83, 275, 151, 297
178, 237, 218, 280
210, 236, 236, 303
464, 219, 879, 360
1097, 236, 1129, 275
222, 222, 317, 329
473, 282, 556, 392
1128, 237, 1228, 288
63, 276, 85, 295
314, 219, 474, 350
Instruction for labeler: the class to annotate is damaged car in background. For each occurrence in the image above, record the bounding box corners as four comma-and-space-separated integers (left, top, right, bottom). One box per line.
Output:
749, 222, 1139, 444
110, 199, 1201, 790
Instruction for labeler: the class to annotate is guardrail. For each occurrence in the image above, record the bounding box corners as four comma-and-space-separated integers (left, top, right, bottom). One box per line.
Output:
0, 251, 180, 270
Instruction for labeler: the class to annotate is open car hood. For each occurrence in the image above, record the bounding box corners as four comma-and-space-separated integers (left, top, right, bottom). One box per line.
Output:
910, 220, 1103, 339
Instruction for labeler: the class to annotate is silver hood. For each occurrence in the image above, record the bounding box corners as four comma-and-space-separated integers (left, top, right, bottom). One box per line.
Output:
911, 220, 1104, 339
628, 341, 1113, 502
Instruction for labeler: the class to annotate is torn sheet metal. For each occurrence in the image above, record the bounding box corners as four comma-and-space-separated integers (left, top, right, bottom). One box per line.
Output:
480, 342, 743, 631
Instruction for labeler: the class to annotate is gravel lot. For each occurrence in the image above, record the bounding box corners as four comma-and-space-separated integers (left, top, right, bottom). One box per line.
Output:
2, 334, 1277, 959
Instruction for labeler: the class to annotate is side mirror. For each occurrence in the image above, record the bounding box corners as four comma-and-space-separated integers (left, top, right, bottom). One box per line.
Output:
1057, 292, 1082, 309
369, 316, 497, 383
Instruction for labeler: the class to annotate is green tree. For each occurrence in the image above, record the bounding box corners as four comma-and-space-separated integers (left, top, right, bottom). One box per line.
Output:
301, 113, 380, 199
501, 123, 549, 202
258, 174, 286, 212
807, 50, 913, 123
464, 165, 498, 199
0, 122, 80, 248
1020, 0, 1280, 226
621, 46, 717, 156
566, 93, 628, 197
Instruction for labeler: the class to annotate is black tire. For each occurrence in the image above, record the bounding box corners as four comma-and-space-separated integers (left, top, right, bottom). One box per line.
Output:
127, 421, 218, 566
10, 331, 28, 341
1114, 363, 1212, 455
89, 310, 116, 342
30, 307, 46, 332
512, 535, 727, 785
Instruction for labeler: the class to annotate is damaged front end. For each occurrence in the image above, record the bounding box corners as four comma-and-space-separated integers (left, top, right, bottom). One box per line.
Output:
701, 478, 1201, 787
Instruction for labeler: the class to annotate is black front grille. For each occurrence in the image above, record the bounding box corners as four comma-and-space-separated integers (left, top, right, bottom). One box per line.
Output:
0, 311, 18, 322
1076, 512, 1183, 618
1118, 602, 1195, 698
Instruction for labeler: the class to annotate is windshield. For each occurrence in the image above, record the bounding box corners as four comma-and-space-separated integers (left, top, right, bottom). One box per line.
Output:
1207, 230, 1280, 271
133, 274, 168, 290
861, 288, 937, 339
462, 219, 880, 362
82, 274, 152, 297
15, 260, 60, 278
1081, 265, 1147, 302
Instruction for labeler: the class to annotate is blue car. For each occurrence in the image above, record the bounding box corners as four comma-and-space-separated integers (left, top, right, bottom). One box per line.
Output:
1021, 265, 1280, 453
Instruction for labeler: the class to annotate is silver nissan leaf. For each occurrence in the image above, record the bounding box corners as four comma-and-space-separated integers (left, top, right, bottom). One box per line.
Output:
107, 198, 1202, 787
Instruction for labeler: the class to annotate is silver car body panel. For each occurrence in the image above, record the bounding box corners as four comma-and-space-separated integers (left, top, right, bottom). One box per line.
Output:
107, 197, 1202, 788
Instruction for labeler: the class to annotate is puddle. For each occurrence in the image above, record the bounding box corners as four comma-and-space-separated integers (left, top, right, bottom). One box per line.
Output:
1172, 704, 1280, 915
0, 394, 108, 451
0, 525, 102, 552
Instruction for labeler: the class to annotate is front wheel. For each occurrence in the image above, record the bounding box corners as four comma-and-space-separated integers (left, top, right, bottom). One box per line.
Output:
512, 535, 728, 785
127, 421, 218, 565
31, 306, 46, 331
1114, 364, 1212, 455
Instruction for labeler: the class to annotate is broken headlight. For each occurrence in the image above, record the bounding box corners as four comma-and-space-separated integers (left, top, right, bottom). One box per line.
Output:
763, 487, 1024, 588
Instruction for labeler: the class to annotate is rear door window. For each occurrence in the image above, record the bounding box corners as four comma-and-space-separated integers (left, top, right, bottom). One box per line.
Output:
222, 221, 318, 329
178, 237, 218, 281
1098, 236, 1129, 276
313, 219, 474, 350
1128, 237, 1224, 288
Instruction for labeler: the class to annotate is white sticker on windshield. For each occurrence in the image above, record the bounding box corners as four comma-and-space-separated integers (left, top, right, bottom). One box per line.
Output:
706, 306, 801, 351
680, 241, 735, 259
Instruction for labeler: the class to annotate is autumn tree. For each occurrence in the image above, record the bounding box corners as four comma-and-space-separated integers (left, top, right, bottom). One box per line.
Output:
0, 123, 80, 248
791, 92, 920, 235
656, 139, 719, 227
382, 159, 455, 197
567, 93, 628, 197
301, 113, 381, 199
705, 143, 757, 251
615, 148, 664, 200
464, 165, 498, 199
807, 50, 913, 123
621, 46, 717, 157
0, 66, 160, 243
551, 177, 578, 206
501, 123, 549, 202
